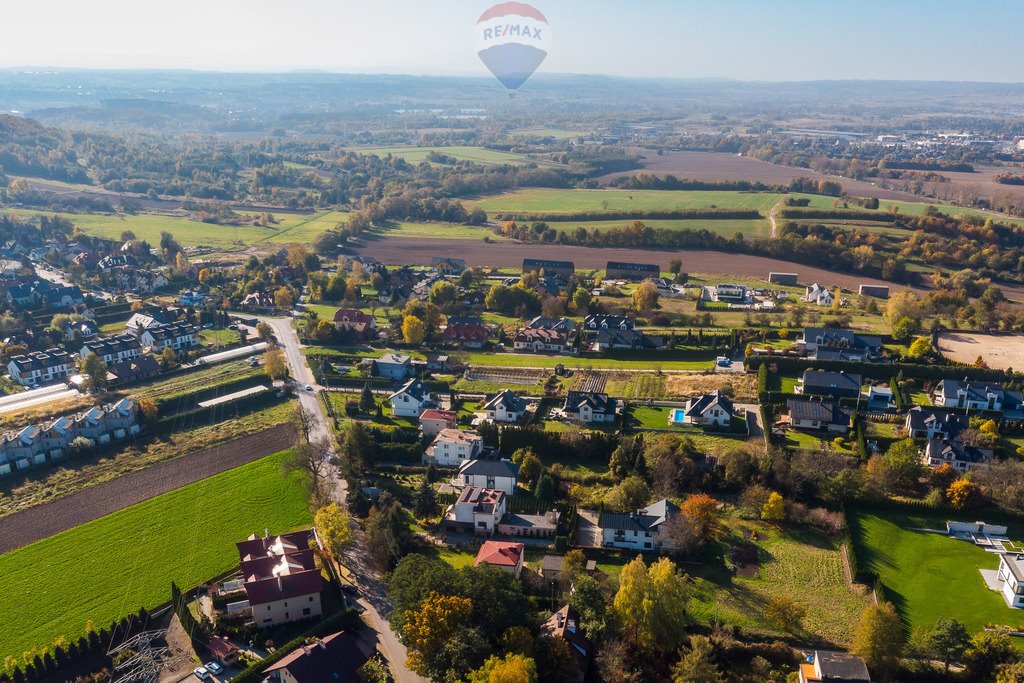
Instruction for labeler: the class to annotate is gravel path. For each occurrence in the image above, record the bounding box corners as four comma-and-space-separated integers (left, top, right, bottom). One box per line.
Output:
0, 423, 296, 555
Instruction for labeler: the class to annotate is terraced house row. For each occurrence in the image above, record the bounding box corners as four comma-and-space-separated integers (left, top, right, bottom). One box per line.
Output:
0, 398, 139, 475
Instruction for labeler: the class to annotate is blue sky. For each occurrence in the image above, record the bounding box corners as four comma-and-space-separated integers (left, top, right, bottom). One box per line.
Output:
1, 0, 1019, 81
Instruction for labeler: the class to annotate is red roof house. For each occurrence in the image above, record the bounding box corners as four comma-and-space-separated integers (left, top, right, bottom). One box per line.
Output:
474, 540, 525, 577
441, 323, 489, 349
333, 308, 376, 336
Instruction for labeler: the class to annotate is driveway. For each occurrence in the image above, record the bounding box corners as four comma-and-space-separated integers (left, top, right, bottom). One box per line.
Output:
574, 509, 603, 549
257, 316, 427, 683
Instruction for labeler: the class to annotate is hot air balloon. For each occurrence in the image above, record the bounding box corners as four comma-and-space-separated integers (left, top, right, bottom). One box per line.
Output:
474, 2, 551, 98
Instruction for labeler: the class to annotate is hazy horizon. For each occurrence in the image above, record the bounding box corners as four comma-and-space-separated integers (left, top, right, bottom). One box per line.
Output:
3, 0, 1022, 82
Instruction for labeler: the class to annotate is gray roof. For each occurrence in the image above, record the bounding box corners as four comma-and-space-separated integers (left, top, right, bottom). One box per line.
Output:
786, 399, 850, 426
390, 378, 428, 401
685, 390, 734, 417
802, 327, 882, 351
800, 369, 862, 395
905, 406, 967, 436
926, 439, 992, 466
484, 389, 527, 413
599, 499, 679, 532
939, 379, 1021, 408
813, 650, 871, 682
564, 391, 617, 415
458, 458, 520, 479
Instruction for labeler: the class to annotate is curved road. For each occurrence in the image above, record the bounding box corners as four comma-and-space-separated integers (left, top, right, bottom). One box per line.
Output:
259, 316, 426, 683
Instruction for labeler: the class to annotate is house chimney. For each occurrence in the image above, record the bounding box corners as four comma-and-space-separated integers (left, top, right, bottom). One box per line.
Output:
277, 576, 283, 591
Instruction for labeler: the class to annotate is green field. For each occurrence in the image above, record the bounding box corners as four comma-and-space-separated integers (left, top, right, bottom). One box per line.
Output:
510, 128, 584, 140
354, 145, 546, 166
369, 221, 498, 240
848, 508, 1024, 635
798, 193, 1024, 226
470, 188, 782, 214
262, 210, 348, 244
0, 450, 311, 659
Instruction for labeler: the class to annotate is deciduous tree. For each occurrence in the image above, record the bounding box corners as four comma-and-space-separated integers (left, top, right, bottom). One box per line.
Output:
314, 503, 352, 560
402, 315, 426, 345
852, 602, 904, 681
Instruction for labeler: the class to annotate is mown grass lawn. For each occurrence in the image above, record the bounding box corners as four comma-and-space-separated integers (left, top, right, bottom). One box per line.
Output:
848, 508, 1024, 635
469, 188, 782, 214
0, 449, 311, 659
355, 145, 544, 166
540, 218, 771, 239
466, 352, 714, 371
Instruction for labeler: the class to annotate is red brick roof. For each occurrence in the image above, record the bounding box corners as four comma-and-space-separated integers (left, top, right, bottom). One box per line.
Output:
419, 409, 457, 424
474, 541, 524, 568
442, 323, 488, 343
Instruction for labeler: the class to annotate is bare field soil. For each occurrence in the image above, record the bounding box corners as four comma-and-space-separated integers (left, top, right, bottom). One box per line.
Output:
0, 423, 296, 554
937, 331, 1024, 371
930, 165, 1024, 205
356, 237, 920, 293
665, 373, 758, 401
601, 151, 921, 201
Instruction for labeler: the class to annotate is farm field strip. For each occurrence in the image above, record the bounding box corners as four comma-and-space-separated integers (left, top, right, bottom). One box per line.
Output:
469, 188, 783, 214
0, 448, 311, 660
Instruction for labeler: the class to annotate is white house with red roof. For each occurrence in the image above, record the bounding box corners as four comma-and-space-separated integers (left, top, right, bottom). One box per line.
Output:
419, 409, 458, 438
474, 540, 524, 577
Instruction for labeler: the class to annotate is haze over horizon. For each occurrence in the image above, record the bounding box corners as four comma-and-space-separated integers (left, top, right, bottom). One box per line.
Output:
3, 0, 1021, 83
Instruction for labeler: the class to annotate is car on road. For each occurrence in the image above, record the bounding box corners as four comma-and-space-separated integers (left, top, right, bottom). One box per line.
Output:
716, 356, 732, 368
203, 323, 214, 329
304, 384, 313, 392
340, 582, 358, 595
204, 662, 223, 675
228, 324, 239, 330
193, 666, 210, 680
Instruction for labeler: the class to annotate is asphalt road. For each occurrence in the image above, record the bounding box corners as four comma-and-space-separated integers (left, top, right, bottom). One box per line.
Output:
258, 316, 426, 683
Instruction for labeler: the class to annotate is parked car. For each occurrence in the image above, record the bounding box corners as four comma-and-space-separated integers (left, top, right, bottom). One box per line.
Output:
205, 662, 223, 675
304, 384, 313, 392
194, 667, 210, 680
203, 323, 214, 329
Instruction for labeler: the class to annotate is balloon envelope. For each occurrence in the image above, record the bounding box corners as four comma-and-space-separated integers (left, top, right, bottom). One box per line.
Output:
474, 2, 551, 93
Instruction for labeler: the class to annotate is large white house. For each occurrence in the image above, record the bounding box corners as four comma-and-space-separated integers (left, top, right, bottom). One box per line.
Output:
443, 486, 506, 536
935, 380, 1021, 413
140, 321, 200, 352
81, 334, 142, 365
457, 459, 519, 495
598, 499, 679, 551
563, 391, 618, 423
388, 378, 432, 418
426, 428, 483, 467
681, 391, 734, 428
997, 553, 1024, 608
7, 349, 76, 387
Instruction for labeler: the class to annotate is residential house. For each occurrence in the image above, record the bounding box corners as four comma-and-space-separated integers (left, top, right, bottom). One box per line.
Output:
498, 510, 560, 539
786, 399, 851, 433
441, 322, 489, 349
388, 378, 432, 418
798, 651, 871, 683
599, 499, 679, 551
541, 605, 592, 683
923, 439, 992, 472
513, 327, 572, 353
474, 540, 525, 577
935, 379, 1022, 413
804, 283, 834, 307
125, 310, 172, 335
5, 283, 35, 308
905, 406, 968, 440
563, 391, 618, 423
40, 416, 74, 459
7, 349, 75, 386
535, 274, 569, 297
81, 334, 142, 364
108, 355, 160, 385
797, 370, 862, 400
768, 272, 799, 286
711, 283, 748, 303
444, 487, 507, 536
483, 389, 528, 423
681, 390, 734, 428
333, 309, 376, 337
526, 316, 577, 332
98, 254, 136, 270
178, 291, 207, 306
374, 353, 412, 380
606, 261, 659, 281
523, 258, 574, 278
25, 281, 85, 310
997, 553, 1024, 609
859, 284, 890, 299
236, 530, 323, 627
263, 631, 373, 683
418, 409, 458, 438
799, 327, 882, 361
426, 428, 483, 467
431, 256, 468, 275
583, 314, 635, 331
587, 328, 660, 351
140, 321, 200, 352
241, 292, 276, 309
540, 555, 566, 580
458, 458, 519, 495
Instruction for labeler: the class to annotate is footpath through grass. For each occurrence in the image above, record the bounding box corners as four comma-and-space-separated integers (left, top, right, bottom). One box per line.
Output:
848, 508, 1024, 635
0, 449, 311, 659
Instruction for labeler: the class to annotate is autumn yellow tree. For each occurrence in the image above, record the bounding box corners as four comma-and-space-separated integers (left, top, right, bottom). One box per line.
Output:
761, 492, 785, 521
947, 479, 983, 510
402, 315, 426, 345
764, 595, 807, 633
274, 286, 294, 310
681, 493, 719, 538
467, 653, 538, 683
404, 592, 473, 679
137, 397, 158, 422
852, 602, 904, 681
263, 347, 288, 380
613, 555, 689, 652
314, 503, 352, 561
632, 279, 659, 315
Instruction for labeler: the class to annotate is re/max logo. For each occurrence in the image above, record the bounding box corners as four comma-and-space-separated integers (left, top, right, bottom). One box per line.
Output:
482, 24, 543, 41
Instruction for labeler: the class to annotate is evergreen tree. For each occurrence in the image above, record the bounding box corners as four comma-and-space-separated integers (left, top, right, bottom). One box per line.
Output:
414, 477, 437, 518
